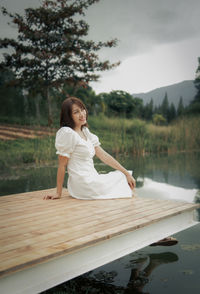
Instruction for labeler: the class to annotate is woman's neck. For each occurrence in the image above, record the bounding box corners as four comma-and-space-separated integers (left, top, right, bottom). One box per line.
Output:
74, 126, 82, 132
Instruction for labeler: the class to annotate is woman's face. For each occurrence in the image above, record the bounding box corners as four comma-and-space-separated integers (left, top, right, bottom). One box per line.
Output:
71, 103, 87, 128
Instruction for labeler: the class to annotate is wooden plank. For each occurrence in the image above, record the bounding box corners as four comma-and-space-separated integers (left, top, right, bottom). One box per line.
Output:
0, 199, 190, 251
0, 196, 163, 232
0, 188, 199, 280
1, 210, 197, 294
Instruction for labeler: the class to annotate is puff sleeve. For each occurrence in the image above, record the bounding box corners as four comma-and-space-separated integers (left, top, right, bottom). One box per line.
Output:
85, 127, 101, 147
55, 127, 77, 158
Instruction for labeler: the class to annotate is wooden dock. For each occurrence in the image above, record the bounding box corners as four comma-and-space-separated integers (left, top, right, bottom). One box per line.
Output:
0, 188, 199, 294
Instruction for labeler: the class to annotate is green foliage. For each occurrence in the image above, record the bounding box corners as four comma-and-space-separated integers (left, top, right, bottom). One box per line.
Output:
161, 92, 169, 122
142, 98, 153, 120
194, 56, 200, 100
152, 93, 178, 123
171, 116, 200, 152
0, 68, 25, 118
0, 135, 57, 170
100, 90, 143, 118
0, 0, 119, 124
1, 116, 200, 170
152, 113, 166, 125
186, 102, 200, 115
177, 96, 185, 116
186, 57, 200, 114
66, 84, 101, 115
168, 102, 176, 122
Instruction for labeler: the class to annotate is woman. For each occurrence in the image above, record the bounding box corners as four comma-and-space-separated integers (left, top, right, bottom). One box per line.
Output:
43, 97, 178, 246
44, 96, 136, 200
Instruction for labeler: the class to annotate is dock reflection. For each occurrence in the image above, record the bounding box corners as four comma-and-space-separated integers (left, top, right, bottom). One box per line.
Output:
45, 251, 178, 294
125, 252, 178, 293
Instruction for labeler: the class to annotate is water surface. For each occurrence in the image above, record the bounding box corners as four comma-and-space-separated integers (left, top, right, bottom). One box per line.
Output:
0, 152, 200, 293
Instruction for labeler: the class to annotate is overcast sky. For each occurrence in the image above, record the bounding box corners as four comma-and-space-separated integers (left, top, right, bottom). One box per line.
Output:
0, 0, 200, 94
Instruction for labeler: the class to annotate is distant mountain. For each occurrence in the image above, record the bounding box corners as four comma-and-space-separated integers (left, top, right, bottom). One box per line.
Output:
132, 80, 197, 108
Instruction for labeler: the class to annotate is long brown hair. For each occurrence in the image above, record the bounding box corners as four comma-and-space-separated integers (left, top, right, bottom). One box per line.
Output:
60, 97, 88, 129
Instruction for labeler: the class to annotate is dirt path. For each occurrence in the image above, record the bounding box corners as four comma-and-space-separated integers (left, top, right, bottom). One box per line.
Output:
0, 124, 56, 140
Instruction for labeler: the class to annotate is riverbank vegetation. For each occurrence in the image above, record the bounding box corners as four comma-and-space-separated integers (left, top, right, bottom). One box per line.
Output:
1, 58, 199, 170
0, 0, 199, 171
0, 115, 200, 170
0, 57, 200, 127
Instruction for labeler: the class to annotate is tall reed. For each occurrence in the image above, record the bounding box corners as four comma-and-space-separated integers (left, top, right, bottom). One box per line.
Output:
1, 115, 199, 169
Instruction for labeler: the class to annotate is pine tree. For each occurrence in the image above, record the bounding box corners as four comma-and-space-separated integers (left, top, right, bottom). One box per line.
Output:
177, 96, 184, 117
194, 57, 200, 103
188, 57, 200, 114
0, 0, 119, 124
161, 92, 169, 121
143, 98, 153, 120
168, 102, 176, 122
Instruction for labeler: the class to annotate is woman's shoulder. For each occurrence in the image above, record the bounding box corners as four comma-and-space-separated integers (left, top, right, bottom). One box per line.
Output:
56, 127, 78, 141
83, 126, 94, 135
83, 127, 100, 146
56, 126, 75, 135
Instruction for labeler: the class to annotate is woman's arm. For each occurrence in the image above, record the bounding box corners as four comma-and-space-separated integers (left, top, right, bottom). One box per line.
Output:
43, 155, 69, 200
95, 146, 136, 190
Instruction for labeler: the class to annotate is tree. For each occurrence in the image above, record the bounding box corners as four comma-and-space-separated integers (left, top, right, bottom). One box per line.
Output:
152, 113, 166, 126
143, 98, 153, 120
60, 83, 100, 115
177, 96, 184, 117
168, 102, 176, 122
161, 92, 169, 122
194, 57, 200, 103
131, 97, 143, 118
0, 68, 25, 119
0, 0, 119, 125
187, 57, 200, 114
103, 90, 141, 118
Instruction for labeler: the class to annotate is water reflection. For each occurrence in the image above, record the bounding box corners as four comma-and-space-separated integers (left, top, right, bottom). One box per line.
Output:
1, 153, 200, 293
0, 165, 58, 196
1, 152, 200, 197
121, 152, 200, 190
136, 177, 198, 203
126, 252, 178, 293
42, 252, 179, 294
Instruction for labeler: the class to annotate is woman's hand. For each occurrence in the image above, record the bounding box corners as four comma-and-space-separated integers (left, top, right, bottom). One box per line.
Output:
95, 146, 136, 191
126, 174, 136, 190
43, 155, 68, 200
43, 194, 61, 200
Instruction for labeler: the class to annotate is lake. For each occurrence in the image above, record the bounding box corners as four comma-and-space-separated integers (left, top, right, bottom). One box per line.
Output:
0, 152, 200, 293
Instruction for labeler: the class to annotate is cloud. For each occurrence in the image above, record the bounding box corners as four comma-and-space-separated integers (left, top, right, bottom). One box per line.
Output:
1, 0, 199, 58
0, 0, 199, 93
85, 0, 200, 61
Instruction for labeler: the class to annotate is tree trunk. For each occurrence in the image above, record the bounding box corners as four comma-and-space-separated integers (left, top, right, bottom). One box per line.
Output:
35, 94, 41, 123
46, 87, 53, 126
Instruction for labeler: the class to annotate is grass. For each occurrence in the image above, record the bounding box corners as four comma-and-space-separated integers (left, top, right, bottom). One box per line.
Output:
88, 115, 148, 155
0, 135, 57, 170
0, 115, 200, 170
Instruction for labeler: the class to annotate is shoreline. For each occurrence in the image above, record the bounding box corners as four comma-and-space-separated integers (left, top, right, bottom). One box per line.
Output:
0, 115, 200, 170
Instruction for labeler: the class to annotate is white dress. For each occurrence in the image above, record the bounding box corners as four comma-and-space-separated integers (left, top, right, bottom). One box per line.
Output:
55, 126, 133, 200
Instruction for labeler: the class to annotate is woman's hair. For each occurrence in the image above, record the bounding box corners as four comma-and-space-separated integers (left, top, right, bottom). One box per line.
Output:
60, 96, 88, 129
